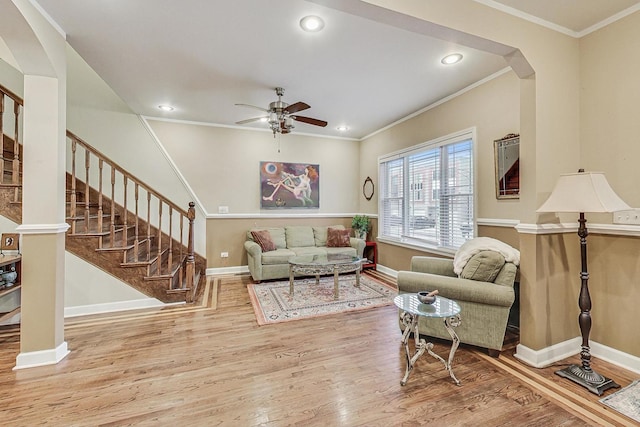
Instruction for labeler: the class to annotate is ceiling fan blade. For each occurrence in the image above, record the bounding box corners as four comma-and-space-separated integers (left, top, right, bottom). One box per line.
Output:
292, 115, 328, 127
235, 116, 267, 125
285, 102, 310, 114
235, 103, 270, 113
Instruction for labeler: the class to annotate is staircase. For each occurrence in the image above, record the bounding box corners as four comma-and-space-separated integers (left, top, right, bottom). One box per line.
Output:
1, 83, 206, 304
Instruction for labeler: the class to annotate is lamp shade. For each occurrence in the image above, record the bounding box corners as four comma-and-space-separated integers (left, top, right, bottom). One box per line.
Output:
537, 172, 630, 213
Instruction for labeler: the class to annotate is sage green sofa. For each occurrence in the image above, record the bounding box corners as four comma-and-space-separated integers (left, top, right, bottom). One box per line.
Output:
245, 225, 366, 282
397, 254, 517, 355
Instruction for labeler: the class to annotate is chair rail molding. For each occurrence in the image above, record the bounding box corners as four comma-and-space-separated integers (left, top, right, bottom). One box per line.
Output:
477, 218, 519, 227
16, 223, 70, 234
208, 212, 378, 219
516, 222, 640, 236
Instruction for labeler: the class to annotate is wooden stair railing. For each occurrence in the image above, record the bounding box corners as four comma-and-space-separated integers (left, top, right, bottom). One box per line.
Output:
0, 83, 23, 200
66, 131, 198, 299
1, 81, 202, 303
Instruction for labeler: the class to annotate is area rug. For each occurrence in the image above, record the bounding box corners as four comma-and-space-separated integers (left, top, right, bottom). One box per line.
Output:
599, 379, 640, 423
247, 274, 397, 325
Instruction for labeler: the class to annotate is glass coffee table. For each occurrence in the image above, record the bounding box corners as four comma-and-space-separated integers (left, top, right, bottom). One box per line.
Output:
288, 254, 364, 300
394, 293, 462, 386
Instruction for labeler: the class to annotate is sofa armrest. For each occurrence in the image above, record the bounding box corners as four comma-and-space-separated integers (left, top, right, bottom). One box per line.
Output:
397, 271, 515, 307
410, 256, 456, 277
350, 237, 365, 258
244, 241, 262, 258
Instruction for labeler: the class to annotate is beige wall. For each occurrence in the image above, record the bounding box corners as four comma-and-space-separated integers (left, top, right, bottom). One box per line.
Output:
363, 71, 521, 272
580, 11, 640, 207
3, 1, 640, 361
207, 216, 356, 268
147, 120, 361, 215
362, 71, 521, 219
359, 0, 640, 359
147, 119, 362, 270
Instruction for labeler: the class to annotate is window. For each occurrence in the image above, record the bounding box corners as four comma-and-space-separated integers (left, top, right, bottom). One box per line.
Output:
378, 129, 475, 252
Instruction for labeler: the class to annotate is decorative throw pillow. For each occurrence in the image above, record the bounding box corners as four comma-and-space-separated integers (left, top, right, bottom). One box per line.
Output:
251, 230, 276, 252
460, 250, 506, 282
326, 227, 350, 247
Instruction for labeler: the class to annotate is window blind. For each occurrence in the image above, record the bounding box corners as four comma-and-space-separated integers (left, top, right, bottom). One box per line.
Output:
378, 131, 474, 251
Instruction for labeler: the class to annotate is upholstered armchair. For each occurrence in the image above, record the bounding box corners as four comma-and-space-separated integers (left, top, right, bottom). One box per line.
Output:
397, 245, 518, 356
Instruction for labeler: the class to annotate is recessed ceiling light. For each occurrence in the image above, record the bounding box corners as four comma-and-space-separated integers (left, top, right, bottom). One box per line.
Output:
441, 53, 463, 65
259, 117, 268, 122
300, 15, 325, 32
336, 125, 349, 132
158, 104, 174, 111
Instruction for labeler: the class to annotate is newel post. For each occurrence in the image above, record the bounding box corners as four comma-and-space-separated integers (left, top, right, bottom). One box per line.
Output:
185, 202, 196, 299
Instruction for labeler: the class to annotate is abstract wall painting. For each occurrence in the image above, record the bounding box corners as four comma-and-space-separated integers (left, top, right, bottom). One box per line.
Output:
260, 161, 320, 209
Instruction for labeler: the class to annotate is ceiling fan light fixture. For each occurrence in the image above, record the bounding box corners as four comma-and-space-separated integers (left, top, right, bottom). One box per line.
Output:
300, 15, 325, 32
441, 53, 463, 65
283, 117, 295, 131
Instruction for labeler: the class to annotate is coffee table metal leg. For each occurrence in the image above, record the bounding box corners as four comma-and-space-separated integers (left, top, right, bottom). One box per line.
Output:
443, 315, 462, 385
355, 266, 361, 288
289, 265, 295, 296
333, 269, 339, 300
400, 312, 426, 386
425, 315, 461, 385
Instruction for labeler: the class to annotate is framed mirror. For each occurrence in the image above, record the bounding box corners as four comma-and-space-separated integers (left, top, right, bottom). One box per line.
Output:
363, 176, 374, 201
494, 133, 520, 199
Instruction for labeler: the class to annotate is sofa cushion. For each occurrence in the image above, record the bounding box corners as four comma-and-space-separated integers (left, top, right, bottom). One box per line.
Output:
312, 225, 345, 247
251, 230, 276, 252
248, 227, 286, 249
460, 250, 505, 282
325, 246, 357, 257
290, 247, 327, 256
261, 248, 296, 265
327, 227, 350, 247
285, 226, 315, 248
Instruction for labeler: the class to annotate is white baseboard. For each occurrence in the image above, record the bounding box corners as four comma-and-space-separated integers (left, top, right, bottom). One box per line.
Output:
515, 338, 640, 375
206, 266, 249, 276
14, 341, 70, 370
376, 264, 397, 278
591, 340, 640, 375
64, 298, 169, 318
514, 338, 581, 367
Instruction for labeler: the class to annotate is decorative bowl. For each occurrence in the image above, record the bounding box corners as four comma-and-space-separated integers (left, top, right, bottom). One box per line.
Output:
417, 291, 437, 305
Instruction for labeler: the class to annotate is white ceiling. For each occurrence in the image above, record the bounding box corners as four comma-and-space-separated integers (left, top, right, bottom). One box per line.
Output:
29, 0, 640, 140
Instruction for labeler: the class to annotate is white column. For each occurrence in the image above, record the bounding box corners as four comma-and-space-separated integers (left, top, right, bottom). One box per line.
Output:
14, 74, 69, 369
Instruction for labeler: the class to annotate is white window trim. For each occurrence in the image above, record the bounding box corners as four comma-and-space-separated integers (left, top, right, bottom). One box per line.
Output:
377, 127, 477, 252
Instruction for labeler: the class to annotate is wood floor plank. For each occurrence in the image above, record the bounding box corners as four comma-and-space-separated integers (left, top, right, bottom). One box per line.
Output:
0, 272, 637, 426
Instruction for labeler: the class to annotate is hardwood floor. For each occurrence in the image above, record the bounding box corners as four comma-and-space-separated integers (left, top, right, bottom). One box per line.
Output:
0, 272, 637, 426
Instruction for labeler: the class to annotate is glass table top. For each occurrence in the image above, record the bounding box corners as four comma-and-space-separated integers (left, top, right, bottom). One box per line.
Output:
288, 254, 363, 267
394, 293, 461, 318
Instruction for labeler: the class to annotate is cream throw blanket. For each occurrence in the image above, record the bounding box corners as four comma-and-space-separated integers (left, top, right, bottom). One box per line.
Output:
453, 237, 520, 276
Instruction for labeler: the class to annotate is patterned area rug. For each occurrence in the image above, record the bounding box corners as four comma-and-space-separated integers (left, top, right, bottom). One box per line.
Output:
247, 274, 397, 325
600, 379, 640, 423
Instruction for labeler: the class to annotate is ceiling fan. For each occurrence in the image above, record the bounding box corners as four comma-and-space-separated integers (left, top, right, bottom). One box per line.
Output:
235, 87, 328, 136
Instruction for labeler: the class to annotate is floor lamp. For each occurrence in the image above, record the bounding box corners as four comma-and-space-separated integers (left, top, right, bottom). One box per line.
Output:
537, 170, 630, 395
